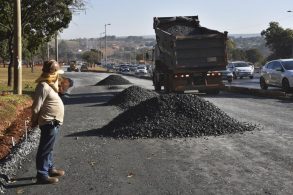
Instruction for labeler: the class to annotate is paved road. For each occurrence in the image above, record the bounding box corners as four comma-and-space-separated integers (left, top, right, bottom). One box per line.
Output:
5, 72, 293, 195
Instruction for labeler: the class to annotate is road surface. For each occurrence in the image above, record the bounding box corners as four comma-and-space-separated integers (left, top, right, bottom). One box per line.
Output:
5, 72, 293, 195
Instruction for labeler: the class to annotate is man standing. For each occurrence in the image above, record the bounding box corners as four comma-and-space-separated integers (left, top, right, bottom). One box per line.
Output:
31, 60, 65, 184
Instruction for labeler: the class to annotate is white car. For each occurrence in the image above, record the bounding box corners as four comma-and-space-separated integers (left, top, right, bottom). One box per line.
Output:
135, 65, 148, 75
260, 59, 293, 92
227, 61, 254, 79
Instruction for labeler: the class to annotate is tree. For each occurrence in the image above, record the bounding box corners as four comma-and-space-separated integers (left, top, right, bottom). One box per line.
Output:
230, 49, 246, 61
81, 49, 103, 65
245, 49, 264, 64
0, 0, 86, 86
261, 22, 293, 60
226, 38, 236, 60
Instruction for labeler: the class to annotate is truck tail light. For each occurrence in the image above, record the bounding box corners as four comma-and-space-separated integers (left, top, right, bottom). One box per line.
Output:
207, 71, 221, 77
174, 74, 191, 79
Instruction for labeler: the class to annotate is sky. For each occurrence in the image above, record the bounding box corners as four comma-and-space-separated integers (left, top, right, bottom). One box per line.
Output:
60, 0, 293, 39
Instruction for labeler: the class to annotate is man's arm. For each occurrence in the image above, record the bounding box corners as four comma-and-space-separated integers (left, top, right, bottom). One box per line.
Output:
31, 83, 49, 128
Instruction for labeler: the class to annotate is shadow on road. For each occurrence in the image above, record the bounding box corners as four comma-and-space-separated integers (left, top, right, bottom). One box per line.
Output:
199, 92, 293, 103
3, 177, 38, 189
61, 92, 119, 105
65, 128, 114, 138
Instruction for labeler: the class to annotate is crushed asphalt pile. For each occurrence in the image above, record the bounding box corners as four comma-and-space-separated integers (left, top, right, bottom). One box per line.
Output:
167, 25, 197, 36
107, 86, 159, 110
95, 75, 132, 86
101, 94, 257, 139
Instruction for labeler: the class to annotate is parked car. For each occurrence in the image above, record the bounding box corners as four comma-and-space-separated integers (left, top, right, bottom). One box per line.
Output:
260, 59, 293, 92
227, 61, 254, 79
135, 65, 148, 75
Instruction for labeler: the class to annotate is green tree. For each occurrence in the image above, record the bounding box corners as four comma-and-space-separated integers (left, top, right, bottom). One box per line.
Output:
0, 0, 86, 86
245, 48, 264, 64
226, 38, 236, 60
261, 22, 293, 60
81, 49, 103, 65
230, 49, 246, 61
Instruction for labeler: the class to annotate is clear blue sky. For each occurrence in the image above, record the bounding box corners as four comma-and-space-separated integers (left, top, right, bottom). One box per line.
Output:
60, 0, 293, 39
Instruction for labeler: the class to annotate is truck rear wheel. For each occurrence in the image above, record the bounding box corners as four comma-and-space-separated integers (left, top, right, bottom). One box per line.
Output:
164, 75, 172, 93
206, 89, 220, 95
153, 74, 161, 91
164, 84, 170, 93
155, 84, 161, 91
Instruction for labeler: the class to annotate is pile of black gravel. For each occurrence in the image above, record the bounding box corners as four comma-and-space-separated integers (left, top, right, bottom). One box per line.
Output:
95, 75, 132, 86
101, 94, 257, 139
107, 86, 159, 110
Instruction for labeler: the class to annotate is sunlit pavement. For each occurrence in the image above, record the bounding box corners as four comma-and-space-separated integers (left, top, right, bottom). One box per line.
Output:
225, 73, 281, 91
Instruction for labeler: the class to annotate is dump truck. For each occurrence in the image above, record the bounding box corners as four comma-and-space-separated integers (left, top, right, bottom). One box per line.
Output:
152, 15, 228, 94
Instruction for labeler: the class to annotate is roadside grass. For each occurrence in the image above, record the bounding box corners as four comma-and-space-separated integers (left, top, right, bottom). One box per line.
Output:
0, 66, 42, 124
0, 95, 31, 123
0, 66, 42, 94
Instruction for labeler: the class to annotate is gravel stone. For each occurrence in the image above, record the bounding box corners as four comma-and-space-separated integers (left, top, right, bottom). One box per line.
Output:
107, 86, 159, 110
101, 94, 257, 139
0, 128, 40, 193
95, 75, 132, 86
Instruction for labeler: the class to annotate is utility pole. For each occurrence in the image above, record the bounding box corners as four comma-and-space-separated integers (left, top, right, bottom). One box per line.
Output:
47, 42, 50, 60
99, 32, 104, 50
104, 23, 111, 66
55, 33, 58, 62
13, 0, 22, 95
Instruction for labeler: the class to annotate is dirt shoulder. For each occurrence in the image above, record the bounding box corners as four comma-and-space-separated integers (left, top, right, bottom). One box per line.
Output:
0, 95, 32, 160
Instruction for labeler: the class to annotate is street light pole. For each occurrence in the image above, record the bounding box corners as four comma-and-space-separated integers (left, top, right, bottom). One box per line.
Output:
287, 10, 293, 57
104, 23, 111, 66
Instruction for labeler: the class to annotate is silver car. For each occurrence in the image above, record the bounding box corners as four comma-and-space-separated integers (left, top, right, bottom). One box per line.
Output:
227, 61, 254, 79
260, 59, 293, 92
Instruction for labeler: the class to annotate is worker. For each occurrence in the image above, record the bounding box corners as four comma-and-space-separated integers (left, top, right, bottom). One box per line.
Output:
31, 60, 65, 184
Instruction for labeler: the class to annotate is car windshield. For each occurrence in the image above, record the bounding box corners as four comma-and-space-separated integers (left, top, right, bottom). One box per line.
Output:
282, 61, 293, 70
138, 66, 145, 69
234, 63, 249, 67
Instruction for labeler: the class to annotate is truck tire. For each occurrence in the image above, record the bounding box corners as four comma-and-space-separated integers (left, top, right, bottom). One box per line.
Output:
206, 89, 220, 95
153, 74, 161, 91
164, 76, 171, 93
155, 84, 161, 91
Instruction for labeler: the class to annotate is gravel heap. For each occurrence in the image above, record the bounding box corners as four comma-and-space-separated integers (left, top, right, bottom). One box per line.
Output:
101, 94, 257, 139
95, 75, 132, 86
166, 25, 199, 36
107, 86, 159, 110
0, 128, 40, 193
